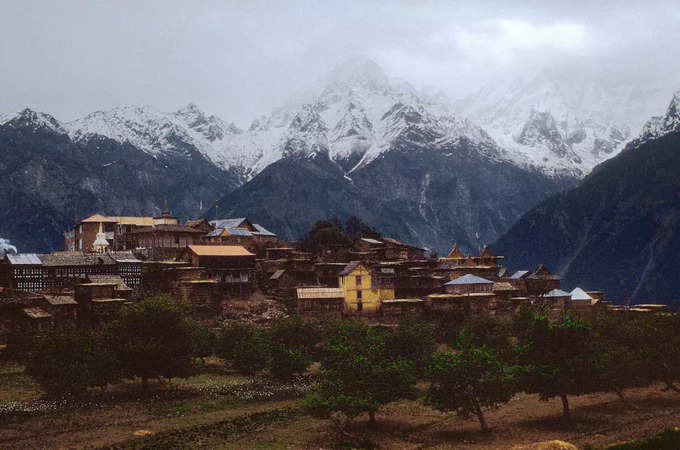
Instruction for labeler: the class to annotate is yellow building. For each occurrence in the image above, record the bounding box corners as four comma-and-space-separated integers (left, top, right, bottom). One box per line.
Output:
338, 261, 395, 315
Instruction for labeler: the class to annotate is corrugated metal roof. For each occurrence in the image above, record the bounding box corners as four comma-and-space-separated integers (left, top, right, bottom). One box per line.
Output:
211, 218, 247, 229
205, 228, 225, 237
296, 287, 344, 299
7, 253, 43, 265
445, 274, 493, 285
252, 224, 276, 236
543, 289, 570, 297
570, 287, 593, 300
510, 270, 530, 279
188, 245, 254, 257
227, 227, 253, 236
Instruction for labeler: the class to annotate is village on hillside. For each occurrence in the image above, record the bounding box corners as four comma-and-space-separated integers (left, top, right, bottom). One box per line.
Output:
0, 206, 665, 337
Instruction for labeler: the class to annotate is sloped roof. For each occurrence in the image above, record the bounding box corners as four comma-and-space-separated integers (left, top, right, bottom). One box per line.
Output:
445, 274, 494, 285
361, 238, 383, 245
205, 228, 226, 237
498, 267, 508, 278
188, 245, 254, 257
511, 270, 530, 279
543, 289, 571, 298
296, 287, 344, 299
7, 253, 42, 265
480, 245, 495, 258
446, 243, 464, 259
339, 261, 363, 276
227, 227, 253, 236
108, 251, 142, 263
570, 287, 593, 300
211, 218, 247, 229
252, 224, 276, 236
270, 269, 286, 280
23, 307, 52, 319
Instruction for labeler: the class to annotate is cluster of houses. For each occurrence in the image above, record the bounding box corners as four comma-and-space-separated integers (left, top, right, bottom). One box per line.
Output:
0, 210, 666, 338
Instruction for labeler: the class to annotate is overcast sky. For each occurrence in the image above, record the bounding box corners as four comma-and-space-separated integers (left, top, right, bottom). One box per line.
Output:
1, 0, 678, 126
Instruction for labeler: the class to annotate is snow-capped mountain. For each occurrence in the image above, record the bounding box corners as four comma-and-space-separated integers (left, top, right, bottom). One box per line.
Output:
64, 58, 504, 180
65, 104, 247, 175
637, 91, 680, 143
456, 69, 672, 177
0, 108, 67, 135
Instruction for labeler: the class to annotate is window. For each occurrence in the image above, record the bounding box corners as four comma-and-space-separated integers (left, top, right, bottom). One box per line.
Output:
357, 289, 362, 299
355, 275, 362, 286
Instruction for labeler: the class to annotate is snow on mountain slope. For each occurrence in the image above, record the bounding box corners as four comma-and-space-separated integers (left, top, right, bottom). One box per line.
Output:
65, 104, 246, 169
64, 58, 503, 180
637, 90, 680, 143
1, 108, 67, 134
456, 69, 672, 177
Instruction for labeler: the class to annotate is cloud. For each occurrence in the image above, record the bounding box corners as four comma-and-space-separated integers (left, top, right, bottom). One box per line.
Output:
0, 1, 677, 126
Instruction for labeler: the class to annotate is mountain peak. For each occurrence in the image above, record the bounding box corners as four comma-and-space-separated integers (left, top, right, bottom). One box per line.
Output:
637, 90, 680, 143
321, 56, 389, 92
0, 108, 66, 134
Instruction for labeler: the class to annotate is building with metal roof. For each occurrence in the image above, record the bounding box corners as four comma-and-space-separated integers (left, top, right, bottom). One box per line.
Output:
445, 274, 494, 285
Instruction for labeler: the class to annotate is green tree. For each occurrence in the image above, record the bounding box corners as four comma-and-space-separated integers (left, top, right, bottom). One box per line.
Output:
25, 329, 122, 396
386, 317, 437, 377
344, 216, 381, 240
220, 322, 269, 375
302, 219, 352, 254
267, 317, 320, 379
115, 295, 194, 390
519, 313, 606, 419
303, 321, 416, 430
638, 313, 680, 392
186, 321, 218, 362
457, 315, 515, 364
592, 314, 650, 408
426, 348, 517, 431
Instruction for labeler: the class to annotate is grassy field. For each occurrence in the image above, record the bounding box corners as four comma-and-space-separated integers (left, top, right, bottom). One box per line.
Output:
2, 361, 680, 449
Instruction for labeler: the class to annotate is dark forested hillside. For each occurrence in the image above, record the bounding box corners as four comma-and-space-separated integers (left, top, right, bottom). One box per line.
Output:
208, 138, 572, 254
493, 130, 680, 305
0, 110, 240, 252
